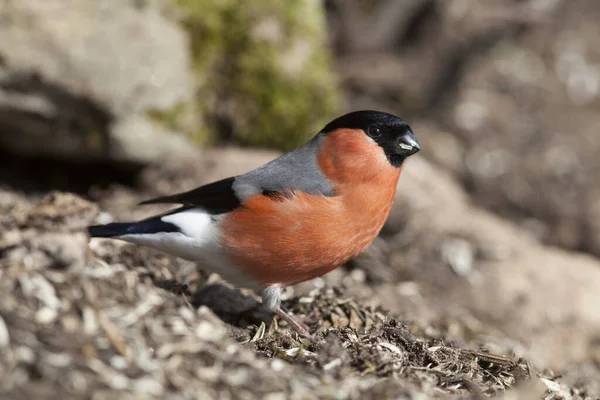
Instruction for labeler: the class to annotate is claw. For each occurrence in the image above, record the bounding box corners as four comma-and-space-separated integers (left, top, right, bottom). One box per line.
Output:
275, 307, 311, 338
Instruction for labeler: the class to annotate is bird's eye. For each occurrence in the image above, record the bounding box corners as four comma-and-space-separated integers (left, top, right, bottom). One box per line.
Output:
368, 126, 382, 138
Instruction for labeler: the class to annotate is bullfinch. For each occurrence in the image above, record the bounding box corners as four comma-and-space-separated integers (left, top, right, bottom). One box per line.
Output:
88, 110, 420, 336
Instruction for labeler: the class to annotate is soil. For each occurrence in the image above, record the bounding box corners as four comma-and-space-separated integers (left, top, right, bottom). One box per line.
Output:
1, 155, 598, 399
3, 0, 600, 398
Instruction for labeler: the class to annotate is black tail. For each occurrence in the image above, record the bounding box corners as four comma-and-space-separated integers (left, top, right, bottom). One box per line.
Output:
88, 222, 134, 238
88, 217, 182, 238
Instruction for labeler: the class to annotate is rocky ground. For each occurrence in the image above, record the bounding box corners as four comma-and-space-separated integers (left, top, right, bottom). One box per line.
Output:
1, 147, 600, 399
2, 0, 600, 399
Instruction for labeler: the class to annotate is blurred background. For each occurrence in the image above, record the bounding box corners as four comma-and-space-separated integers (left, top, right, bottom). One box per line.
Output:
3, 0, 600, 255
2, 0, 600, 398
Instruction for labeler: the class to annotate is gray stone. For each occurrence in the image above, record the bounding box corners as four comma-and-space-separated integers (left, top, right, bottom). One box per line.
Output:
0, 0, 197, 162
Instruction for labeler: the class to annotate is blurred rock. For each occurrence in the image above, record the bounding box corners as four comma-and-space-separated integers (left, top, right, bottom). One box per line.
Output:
384, 156, 600, 369
411, 121, 466, 177
453, 22, 600, 256
0, 0, 198, 163
0, 0, 341, 164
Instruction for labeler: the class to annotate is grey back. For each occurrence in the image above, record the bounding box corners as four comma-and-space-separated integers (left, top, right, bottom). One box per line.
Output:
232, 134, 335, 200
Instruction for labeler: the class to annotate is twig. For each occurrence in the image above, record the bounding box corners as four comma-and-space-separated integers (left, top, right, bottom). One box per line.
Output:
98, 311, 129, 358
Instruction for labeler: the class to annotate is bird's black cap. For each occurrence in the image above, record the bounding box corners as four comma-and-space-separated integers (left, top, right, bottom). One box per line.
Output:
320, 110, 420, 167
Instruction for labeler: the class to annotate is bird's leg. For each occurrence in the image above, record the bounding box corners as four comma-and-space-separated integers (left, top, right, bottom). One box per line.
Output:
276, 305, 311, 338
260, 285, 311, 337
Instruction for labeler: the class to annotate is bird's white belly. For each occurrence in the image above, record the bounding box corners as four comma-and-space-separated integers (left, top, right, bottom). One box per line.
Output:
121, 209, 261, 291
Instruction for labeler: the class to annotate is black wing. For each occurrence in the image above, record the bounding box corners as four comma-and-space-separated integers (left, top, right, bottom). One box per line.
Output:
139, 177, 241, 214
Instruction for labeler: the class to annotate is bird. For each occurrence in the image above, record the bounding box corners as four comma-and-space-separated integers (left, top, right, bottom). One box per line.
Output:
87, 110, 420, 336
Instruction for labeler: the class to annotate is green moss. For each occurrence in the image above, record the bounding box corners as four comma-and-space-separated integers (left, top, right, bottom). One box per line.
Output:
174, 0, 340, 151
147, 102, 187, 131
147, 101, 210, 145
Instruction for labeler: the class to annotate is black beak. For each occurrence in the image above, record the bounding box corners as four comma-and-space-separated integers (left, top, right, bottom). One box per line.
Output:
397, 130, 420, 157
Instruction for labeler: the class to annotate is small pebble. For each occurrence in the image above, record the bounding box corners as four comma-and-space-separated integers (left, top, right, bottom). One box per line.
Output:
110, 355, 128, 370
271, 359, 285, 372
15, 346, 35, 363
0, 316, 10, 347
36, 307, 58, 324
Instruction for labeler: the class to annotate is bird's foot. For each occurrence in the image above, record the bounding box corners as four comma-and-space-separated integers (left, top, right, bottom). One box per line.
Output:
260, 285, 311, 337
275, 307, 311, 338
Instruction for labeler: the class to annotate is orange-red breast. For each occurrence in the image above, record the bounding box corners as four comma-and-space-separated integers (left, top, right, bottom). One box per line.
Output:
88, 110, 420, 336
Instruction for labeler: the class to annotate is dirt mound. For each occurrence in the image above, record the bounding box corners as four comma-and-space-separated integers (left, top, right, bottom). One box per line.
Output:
0, 188, 530, 398
2, 153, 600, 398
